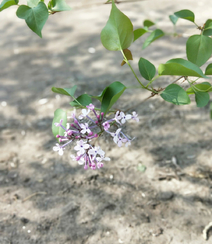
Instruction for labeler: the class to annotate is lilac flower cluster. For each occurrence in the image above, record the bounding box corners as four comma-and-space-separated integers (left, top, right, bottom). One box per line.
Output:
53, 104, 139, 170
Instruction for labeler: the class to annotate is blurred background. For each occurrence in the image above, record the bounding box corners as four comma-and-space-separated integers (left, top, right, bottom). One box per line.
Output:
1, 0, 212, 243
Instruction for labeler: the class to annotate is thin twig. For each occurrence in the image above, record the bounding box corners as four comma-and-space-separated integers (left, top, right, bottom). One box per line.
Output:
124, 76, 185, 113
124, 94, 154, 113
158, 76, 185, 94
171, 76, 185, 84
22, 192, 47, 203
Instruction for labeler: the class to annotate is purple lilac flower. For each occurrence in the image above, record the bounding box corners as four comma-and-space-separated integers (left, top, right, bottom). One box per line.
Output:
54, 119, 63, 127
111, 128, 122, 144
80, 123, 91, 134
88, 146, 105, 158
53, 102, 139, 170
78, 109, 90, 120
53, 143, 64, 156
102, 121, 110, 131
86, 103, 95, 110
114, 111, 121, 124
74, 140, 90, 155
119, 112, 132, 124
131, 111, 139, 122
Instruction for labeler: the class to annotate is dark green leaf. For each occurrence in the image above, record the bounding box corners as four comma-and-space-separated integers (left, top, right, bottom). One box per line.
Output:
186, 82, 212, 95
133, 28, 148, 42
52, 86, 77, 97
0, 0, 18, 11
142, 29, 164, 49
49, 0, 71, 11
203, 29, 212, 36
143, 19, 154, 28
186, 35, 212, 67
158, 58, 207, 78
203, 19, 212, 36
52, 108, 67, 138
195, 91, 210, 107
100, 82, 126, 113
174, 9, 195, 23
160, 84, 190, 105
138, 57, 156, 81
16, 2, 48, 37
205, 19, 212, 29
169, 14, 178, 25
205, 63, 212, 75
70, 94, 92, 107
100, 0, 134, 51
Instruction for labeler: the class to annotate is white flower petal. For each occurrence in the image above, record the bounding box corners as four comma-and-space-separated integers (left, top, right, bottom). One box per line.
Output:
103, 157, 110, 161
53, 146, 59, 152
121, 118, 126, 124
78, 158, 85, 165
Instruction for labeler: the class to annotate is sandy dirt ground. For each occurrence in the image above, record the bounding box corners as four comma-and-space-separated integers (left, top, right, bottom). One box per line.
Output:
1, 0, 212, 243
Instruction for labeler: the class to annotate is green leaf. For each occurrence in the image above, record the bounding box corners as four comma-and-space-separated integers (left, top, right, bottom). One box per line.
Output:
52, 108, 67, 138
186, 35, 212, 67
100, 0, 134, 51
186, 82, 212, 95
70, 94, 92, 107
205, 19, 212, 29
203, 29, 212, 36
133, 28, 148, 42
158, 58, 207, 78
142, 29, 164, 49
174, 9, 195, 23
138, 57, 156, 81
0, 0, 18, 12
169, 14, 178, 25
203, 19, 212, 36
16, 2, 48, 38
195, 91, 210, 107
160, 84, 190, 105
205, 63, 212, 75
98, 82, 126, 114
143, 19, 155, 28
52, 86, 77, 97
49, 0, 71, 11
27, 0, 39, 8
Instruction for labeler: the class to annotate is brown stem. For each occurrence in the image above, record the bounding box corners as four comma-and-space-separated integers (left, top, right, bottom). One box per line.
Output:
124, 76, 185, 113
124, 94, 155, 113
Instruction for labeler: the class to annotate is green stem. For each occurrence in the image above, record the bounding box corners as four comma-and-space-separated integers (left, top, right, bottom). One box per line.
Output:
70, 95, 83, 107
146, 74, 160, 87
186, 77, 207, 92
194, 22, 199, 28
190, 77, 200, 85
121, 50, 153, 92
